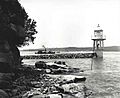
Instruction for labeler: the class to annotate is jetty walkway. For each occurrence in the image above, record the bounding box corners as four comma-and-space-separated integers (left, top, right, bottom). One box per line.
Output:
22, 52, 95, 59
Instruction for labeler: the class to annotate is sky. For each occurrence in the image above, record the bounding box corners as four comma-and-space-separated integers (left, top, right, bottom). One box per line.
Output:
20, 0, 120, 49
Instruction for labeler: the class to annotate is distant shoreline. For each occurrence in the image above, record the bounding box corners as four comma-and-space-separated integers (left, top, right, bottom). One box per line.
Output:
20, 46, 120, 52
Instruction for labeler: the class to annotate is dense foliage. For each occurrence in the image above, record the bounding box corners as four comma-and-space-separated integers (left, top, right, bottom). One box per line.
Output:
24, 18, 37, 46
0, 0, 37, 46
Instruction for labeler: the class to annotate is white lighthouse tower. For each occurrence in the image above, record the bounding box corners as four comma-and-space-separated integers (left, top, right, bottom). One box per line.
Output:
91, 24, 106, 58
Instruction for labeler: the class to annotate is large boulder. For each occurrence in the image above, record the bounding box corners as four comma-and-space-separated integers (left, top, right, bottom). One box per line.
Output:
35, 61, 68, 69
35, 61, 47, 69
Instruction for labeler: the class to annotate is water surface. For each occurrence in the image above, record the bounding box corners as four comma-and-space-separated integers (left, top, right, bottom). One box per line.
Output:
21, 51, 120, 98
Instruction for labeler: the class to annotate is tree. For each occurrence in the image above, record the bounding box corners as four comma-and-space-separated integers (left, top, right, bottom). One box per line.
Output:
23, 18, 38, 46
0, 0, 38, 68
0, 0, 38, 47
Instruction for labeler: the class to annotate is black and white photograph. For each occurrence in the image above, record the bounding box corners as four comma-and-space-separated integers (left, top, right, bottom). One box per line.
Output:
0, 0, 120, 98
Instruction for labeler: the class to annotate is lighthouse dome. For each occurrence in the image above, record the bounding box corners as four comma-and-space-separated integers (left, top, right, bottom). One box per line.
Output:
94, 24, 103, 32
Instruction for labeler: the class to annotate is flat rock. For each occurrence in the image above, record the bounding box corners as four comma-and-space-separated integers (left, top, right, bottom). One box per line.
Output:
61, 83, 84, 93
55, 83, 85, 98
61, 75, 86, 82
48, 75, 86, 84
30, 94, 46, 98
29, 94, 63, 98
35, 61, 68, 69
48, 94, 63, 98
46, 62, 67, 69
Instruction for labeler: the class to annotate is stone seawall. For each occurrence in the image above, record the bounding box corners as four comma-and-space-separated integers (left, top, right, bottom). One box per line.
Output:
22, 53, 95, 59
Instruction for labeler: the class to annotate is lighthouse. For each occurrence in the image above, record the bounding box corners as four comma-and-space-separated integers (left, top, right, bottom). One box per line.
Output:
91, 24, 106, 58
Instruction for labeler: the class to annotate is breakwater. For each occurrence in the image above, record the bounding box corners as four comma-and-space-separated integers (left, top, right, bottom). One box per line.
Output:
22, 52, 95, 59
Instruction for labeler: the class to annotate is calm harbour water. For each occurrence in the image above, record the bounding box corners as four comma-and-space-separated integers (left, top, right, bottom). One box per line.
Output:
20, 51, 120, 98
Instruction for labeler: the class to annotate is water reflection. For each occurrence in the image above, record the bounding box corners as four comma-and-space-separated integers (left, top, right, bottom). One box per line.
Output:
88, 57, 120, 98
91, 58, 104, 71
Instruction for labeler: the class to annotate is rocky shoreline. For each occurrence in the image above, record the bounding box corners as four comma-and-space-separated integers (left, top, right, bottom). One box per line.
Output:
1, 61, 93, 98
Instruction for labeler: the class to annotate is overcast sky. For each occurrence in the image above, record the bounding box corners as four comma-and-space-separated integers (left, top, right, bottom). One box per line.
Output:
20, 0, 120, 49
